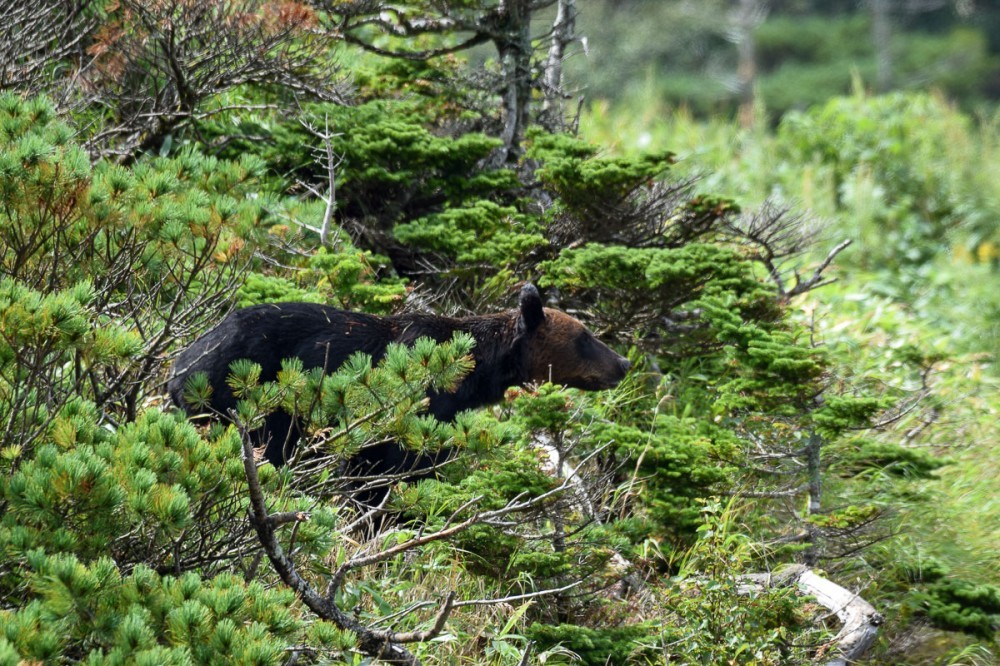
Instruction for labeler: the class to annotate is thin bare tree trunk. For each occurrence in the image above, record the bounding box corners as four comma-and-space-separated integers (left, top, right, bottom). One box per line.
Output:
493, 0, 534, 166
804, 430, 823, 566
733, 0, 765, 128
872, 0, 894, 91
542, 0, 578, 123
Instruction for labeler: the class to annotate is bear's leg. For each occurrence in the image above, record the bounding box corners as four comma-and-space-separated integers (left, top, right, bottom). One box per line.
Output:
259, 411, 297, 467
346, 441, 453, 509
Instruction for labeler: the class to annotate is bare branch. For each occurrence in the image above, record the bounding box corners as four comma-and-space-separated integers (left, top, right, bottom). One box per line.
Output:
724, 201, 851, 300
453, 578, 585, 608
73, 0, 349, 162
233, 409, 421, 665
268, 511, 311, 528
340, 31, 491, 61
784, 239, 853, 300
390, 592, 457, 643
298, 115, 346, 248
0, 0, 96, 94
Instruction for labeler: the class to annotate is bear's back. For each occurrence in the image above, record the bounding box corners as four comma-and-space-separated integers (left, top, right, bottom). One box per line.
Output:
168, 303, 395, 416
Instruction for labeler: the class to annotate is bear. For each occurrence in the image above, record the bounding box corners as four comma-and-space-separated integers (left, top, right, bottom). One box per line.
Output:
168, 284, 630, 499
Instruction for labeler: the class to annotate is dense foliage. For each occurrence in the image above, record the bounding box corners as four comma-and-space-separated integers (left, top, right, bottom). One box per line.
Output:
585, 77, 1000, 663
0, 1, 996, 664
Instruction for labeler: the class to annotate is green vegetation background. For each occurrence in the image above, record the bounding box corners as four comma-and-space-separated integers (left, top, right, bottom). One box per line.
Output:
0, 1, 998, 665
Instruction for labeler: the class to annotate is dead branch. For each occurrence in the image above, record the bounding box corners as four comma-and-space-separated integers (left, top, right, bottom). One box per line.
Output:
0, 0, 96, 94
783, 239, 853, 300
73, 0, 348, 162
740, 565, 883, 665
296, 115, 345, 248
235, 410, 422, 664
235, 401, 595, 663
725, 200, 852, 300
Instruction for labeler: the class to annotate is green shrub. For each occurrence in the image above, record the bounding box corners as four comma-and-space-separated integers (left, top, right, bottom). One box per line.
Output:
0, 556, 305, 665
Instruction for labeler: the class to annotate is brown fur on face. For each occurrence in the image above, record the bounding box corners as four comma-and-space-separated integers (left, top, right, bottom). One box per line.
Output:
526, 308, 630, 391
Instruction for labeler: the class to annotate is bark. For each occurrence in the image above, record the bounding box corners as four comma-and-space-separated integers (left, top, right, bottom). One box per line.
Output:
492, 0, 534, 166
733, 0, 765, 128
804, 429, 823, 566
541, 0, 578, 125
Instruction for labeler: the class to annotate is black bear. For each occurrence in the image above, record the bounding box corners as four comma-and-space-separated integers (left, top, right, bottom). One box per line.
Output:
168, 284, 630, 487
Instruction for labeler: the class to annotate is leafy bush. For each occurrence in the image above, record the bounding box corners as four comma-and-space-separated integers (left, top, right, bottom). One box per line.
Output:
908, 579, 1000, 640
0, 93, 263, 426
526, 622, 657, 665
780, 92, 976, 271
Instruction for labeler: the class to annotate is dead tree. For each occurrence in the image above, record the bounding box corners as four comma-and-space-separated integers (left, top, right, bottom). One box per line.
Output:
741, 565, 883, 665
319, 0, 582, 165
0, 0, 95, 94
75, 0, 348, 162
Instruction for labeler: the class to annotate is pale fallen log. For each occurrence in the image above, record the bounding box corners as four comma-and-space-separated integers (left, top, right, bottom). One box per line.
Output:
742, 564, 883, 665
534, 445, 882, 662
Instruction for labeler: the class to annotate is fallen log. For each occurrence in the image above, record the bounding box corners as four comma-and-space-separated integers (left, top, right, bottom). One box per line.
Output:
742, 564, 883, 665
535, 444, 883, 663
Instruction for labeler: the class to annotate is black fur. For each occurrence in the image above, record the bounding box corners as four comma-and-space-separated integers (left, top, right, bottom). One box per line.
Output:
168, 285, 629, 494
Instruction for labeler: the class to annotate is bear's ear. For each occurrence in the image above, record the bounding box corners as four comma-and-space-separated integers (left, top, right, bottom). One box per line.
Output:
518, 283, 545, 334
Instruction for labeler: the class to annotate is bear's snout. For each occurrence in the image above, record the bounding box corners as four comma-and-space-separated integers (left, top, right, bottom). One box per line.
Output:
600, 353, 631, 388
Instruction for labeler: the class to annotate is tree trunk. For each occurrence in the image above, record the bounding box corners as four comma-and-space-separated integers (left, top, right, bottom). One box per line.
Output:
541, 0, 578, 128
804, 429, 823, 566
734, 0, 763, 128
492, 0, 534, 166
742, 565, 884, 665
872, 0, 893, 92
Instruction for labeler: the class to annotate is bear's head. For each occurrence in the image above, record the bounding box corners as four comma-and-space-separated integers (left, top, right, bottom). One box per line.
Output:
517, 284, 631, 391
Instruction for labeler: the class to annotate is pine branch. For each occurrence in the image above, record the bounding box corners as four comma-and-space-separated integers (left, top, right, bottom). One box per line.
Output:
235, 409, 421, 665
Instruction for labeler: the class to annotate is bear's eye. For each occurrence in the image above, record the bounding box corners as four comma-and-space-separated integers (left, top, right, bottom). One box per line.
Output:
574, 332, 599, 360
